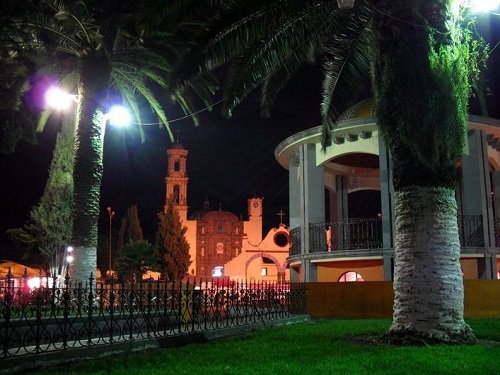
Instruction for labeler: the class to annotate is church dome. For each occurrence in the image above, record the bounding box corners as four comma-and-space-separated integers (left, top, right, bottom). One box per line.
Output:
337, 98, 375, 122
201, 210, 239, 222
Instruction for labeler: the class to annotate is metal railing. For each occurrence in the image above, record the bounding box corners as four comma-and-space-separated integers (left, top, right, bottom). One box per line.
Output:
309, 217, 383, 253
458, 215, 484, 247
290, 227, 302, 256
293, 215, 490, 255
0, 271, 306, 358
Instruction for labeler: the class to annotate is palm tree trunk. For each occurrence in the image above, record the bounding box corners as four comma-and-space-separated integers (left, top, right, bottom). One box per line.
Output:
69, 52, 111, 282
389, 186, 475, 343
372, 0, 476, 343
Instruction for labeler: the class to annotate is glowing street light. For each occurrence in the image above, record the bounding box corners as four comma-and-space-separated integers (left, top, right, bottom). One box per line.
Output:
107, 105, 131, 127
44, 87, 131, 127
45, 87, 76, 111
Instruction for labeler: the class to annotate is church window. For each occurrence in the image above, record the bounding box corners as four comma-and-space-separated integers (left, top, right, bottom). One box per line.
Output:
274, 233, 289, 247
173, 185, 180, 204
216, 242, 224, 254
235, 227, 239, 234
338, 271, 364, 282
261, 267, 268, 276
201, 247, 205, 257
217, 222, 223, 233
212, 266, 224, 277
174, 160, 180, 171
201, 227, 205, 234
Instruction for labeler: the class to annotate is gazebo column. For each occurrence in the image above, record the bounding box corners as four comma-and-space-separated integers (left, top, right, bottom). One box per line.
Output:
462, 129, 495, 279
379, 136, 395, 281
296, 143, 325, 281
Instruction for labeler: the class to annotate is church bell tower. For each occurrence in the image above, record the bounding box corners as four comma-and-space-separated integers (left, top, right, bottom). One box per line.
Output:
165, 142, 189, 222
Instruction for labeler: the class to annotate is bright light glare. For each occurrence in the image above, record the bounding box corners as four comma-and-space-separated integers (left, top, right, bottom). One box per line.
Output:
27, 277, 41, 289
107, 105, 131, 127
469, 0, 500, 12
66, 255, 74, 263
67, 246, 74, 253
45, 87, 75, 110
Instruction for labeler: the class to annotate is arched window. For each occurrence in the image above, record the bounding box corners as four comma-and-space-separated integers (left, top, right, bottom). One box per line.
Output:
174, 160, 180, 171
217, 222, 223, 233
338, 271, 364, 282
173, 185, 180, 204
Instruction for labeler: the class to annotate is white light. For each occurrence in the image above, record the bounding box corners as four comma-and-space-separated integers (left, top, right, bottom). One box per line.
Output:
107, 105, 131, 127
67, 246, 74, 253
66, 255, 74, 263
211, 266, 224, 278
469, 0, 500, 12
28, 277, 41, 289
45, 87, 75, 110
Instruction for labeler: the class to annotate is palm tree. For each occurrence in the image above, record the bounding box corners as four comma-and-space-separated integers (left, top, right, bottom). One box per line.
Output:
12, 0, 216, 282
170, 0, 485, 343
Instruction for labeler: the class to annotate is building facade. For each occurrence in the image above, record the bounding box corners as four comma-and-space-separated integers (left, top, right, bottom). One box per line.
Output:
275, 99, 500, 282
165, 143, 290, 281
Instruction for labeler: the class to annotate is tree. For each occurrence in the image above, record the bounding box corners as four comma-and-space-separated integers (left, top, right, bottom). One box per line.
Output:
114, 205, 156, 281
117, 204, 144, 252
0, 1, 46, 152
3, 0, 216, 282
7, 112, 74, 276
115, 240, 155, 282
170, 0, 487, 343
156, 197, 191, 282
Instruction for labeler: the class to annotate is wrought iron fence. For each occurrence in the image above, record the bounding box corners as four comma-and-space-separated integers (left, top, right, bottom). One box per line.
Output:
0, 271, 306, 358
309, 218, 383, 253
290, 227, 302, 256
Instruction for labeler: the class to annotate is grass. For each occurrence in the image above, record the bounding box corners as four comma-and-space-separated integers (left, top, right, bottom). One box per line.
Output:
36, 320, 500, 375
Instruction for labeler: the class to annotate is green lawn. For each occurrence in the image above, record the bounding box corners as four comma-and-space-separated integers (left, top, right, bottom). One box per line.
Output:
38, 320, 500, 375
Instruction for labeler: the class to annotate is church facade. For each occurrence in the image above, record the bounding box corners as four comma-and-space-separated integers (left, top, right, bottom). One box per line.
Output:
165, 143, 290, 282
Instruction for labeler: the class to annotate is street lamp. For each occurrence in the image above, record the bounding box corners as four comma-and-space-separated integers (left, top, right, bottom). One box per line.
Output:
107, 206, 115, 278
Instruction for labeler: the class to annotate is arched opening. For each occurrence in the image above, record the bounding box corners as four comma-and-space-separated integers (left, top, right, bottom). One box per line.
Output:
338, 271, 364, 282
348, 190, 381, 218
173, 185, 180, 204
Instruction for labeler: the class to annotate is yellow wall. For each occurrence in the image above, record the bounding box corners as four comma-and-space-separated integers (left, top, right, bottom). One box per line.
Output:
306, 280, 500, 319
317, 259, 384, 282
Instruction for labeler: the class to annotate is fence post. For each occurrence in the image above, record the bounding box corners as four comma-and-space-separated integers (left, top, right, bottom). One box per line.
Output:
86, 273, 94, 346
2, 268, 14, 358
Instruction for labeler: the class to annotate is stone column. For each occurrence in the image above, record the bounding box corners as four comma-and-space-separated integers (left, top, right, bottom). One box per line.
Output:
300, 143, 325, 257
462, 129, 495, 278
289, 152, 301, 231
379, 136, 395, 280
303, 259, 317, 283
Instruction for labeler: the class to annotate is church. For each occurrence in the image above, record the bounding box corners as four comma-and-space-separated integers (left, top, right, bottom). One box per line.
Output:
164, 142, 290, 282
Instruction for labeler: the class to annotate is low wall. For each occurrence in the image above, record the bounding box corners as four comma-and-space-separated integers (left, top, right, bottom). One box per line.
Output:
306, 280, 500, 319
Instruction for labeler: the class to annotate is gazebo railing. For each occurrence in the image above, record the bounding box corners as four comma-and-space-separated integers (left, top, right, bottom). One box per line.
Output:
292, 215, 493, 255
309, 217, 383, 253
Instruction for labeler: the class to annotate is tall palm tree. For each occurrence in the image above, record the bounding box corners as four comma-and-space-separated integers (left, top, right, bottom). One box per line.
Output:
15, 0, 216, 282
171, 0, 485, 343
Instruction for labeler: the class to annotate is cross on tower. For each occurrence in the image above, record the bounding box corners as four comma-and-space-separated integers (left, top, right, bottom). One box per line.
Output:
276, 209, 286, 225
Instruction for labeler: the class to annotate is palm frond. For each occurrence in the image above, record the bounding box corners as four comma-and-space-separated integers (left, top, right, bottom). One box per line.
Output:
320, 5, 373, 146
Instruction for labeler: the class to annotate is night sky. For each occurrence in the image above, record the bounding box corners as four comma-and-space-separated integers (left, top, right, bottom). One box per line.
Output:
1, 13, 499, 259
